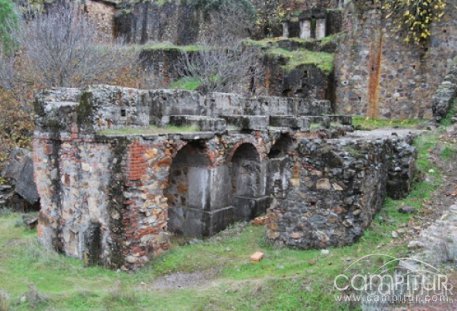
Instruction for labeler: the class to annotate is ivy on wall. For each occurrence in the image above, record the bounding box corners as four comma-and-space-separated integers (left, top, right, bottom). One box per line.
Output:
383, 0, 447, 45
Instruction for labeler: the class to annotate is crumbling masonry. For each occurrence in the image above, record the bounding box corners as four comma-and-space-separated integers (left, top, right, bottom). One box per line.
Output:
33, 85, 417, 270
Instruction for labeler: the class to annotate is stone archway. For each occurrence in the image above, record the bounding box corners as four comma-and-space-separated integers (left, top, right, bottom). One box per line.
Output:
267, 134, 294, 199
230, 143, 270, 222
165, 142, 211, 238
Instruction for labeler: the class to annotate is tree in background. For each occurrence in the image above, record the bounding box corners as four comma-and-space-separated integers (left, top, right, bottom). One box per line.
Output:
175, 38, 261, 94
255, 0, 286, 38
0, 0, 17, 52
384, 0, 447, 45
0, 0, 142, 170
18, 2, 138, 88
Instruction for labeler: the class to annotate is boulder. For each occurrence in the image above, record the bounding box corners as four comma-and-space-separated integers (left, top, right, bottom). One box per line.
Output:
1, 148, 40, 210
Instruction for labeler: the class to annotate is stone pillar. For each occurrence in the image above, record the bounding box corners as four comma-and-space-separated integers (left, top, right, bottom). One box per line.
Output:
299, 20, 311, 39
338, 0, 345, 8
282, 22, 289, 38
316, 18, 326, 39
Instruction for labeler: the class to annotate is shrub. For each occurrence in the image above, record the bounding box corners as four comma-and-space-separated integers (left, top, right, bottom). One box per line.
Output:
0, 0, 18, 52
384, 0, 447, 45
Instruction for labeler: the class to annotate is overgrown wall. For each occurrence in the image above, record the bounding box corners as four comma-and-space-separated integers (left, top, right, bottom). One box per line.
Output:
335, 1, 457, 119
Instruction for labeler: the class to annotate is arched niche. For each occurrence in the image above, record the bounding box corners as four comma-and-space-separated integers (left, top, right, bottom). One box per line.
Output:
231, 143, 261, 197
230, 143, 269, 221
267, 134, 294, 198
165, 142, 211, 237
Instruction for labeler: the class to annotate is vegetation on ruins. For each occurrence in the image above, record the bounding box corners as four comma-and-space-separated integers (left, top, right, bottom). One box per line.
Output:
383, 0, 447, 45
175, 39, 261, 94
0, 119, 451, 309
254, 0, 287, 37
0, 0, 141, 172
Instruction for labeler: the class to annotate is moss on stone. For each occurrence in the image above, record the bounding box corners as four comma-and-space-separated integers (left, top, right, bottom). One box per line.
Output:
267, 48, 334, 74
77, 92, 94, 129
170, 77, 202, 91
142, 42, 203, 53
244, 37, 336, 74
352, 116, 428, 130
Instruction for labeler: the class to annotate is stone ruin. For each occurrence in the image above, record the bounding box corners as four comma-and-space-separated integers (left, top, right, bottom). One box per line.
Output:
33, 85, 417, 270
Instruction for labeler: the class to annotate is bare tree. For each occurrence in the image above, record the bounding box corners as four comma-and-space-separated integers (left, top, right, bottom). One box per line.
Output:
0, 47, 16, 90
17, 2, 139, 88
175, 37, 262, 95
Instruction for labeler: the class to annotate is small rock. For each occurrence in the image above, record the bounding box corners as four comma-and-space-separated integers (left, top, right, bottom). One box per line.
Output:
391, 231, 399, 238
250, 251, 264, 262
407, 240, 425, 249
251, 215, 268, 226
22, 214, 38, 229
308, 259, 316, 265
316, 178, 331, 190
0, 185, 12, 191
321, 249, 330, 256
398, 206, 416, 214
353, 209, 361, 216
290, 232, 302, 239
125, 255, 138, 264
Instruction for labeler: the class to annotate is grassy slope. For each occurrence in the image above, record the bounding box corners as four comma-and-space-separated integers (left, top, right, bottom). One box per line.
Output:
0, 127, 446, 310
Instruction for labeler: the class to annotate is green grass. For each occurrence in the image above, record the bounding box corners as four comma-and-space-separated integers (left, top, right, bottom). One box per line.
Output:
97, 125, 199, 136
0, 129, 448, 310
243, 37, 336, 74
440, 99, 456, 127
268, 48, 334, 74
170, 77, 202, 91
352, 116, 429, 130
142, 42, 203, 53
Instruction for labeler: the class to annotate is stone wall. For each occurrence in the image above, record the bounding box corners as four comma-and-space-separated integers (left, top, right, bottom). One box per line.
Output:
432, 58, 457, 122
33, 85, 343, 269
335, 1, 457, 119
33, 85, 416, 270
85, 0, 116, 42
266, 129, 418, 248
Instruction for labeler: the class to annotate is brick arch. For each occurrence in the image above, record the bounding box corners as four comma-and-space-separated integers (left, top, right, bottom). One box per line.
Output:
226, 140, 264, 163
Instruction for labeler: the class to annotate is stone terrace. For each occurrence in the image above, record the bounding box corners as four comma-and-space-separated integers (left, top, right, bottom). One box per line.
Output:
33, 85, 416, 270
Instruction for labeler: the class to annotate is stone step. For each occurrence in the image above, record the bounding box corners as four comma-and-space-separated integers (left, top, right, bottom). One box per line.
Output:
269, 115, 310, 130
222, 115, 269, 131
327, 115, 353, 126
169, 115, 226, 133
0, 185, 12, 192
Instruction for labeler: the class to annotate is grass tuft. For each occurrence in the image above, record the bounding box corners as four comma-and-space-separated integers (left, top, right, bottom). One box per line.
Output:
170, 77, 202, 91
352, 116, 428, 130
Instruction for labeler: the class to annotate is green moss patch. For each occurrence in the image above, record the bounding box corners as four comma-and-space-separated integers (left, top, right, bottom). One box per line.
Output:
97, 125, 199, 136
352, 116, 429, 130
267, 47, 334, 74
170, 77, 202, 91
142, 42, 203, 53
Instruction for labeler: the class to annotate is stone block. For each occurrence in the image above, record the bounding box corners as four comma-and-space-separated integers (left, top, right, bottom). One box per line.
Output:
223, 115, 269, 131
233, 196, 271, 222
169, 115, 227, 132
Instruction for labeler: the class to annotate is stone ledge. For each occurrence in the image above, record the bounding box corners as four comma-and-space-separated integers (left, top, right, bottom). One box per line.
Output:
222, 115, 269, 131
169, 115, 227, 133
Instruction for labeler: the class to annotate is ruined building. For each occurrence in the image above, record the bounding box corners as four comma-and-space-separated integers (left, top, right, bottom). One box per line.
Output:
33, 85, 417, 269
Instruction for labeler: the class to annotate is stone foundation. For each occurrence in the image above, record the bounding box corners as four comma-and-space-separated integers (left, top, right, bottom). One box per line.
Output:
266, 129, 418, 248
33, 85, 416, 270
